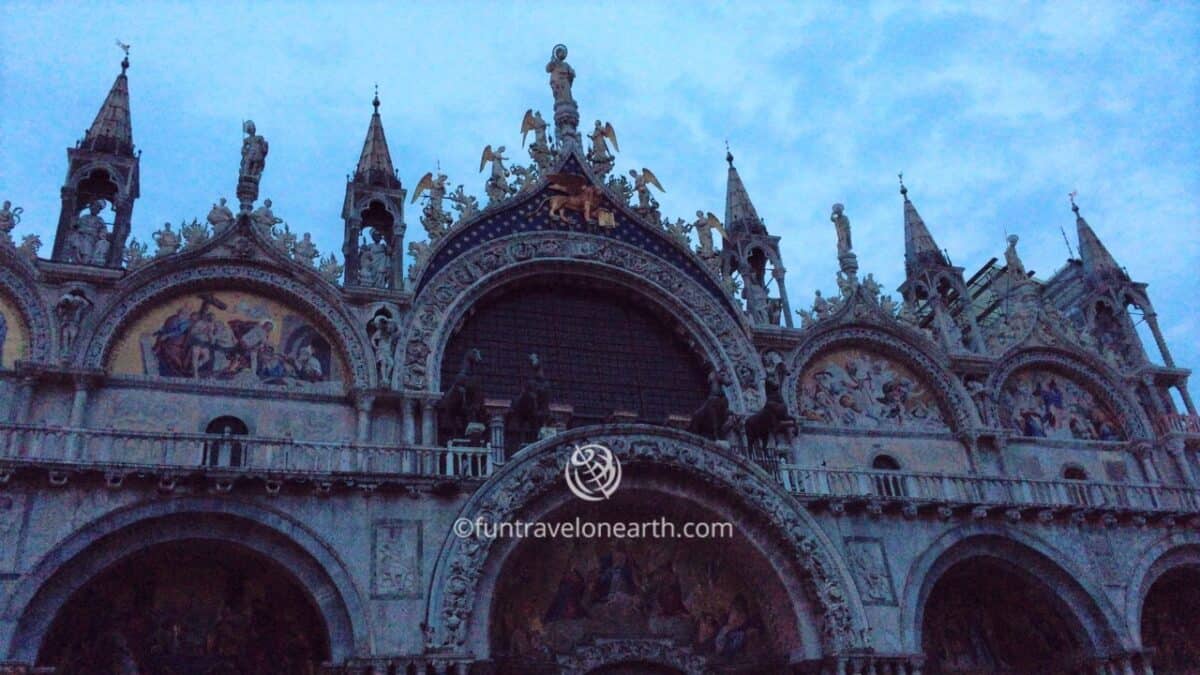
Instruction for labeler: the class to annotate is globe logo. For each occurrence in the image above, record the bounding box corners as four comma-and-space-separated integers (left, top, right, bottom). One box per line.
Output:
564, 443, 621, 501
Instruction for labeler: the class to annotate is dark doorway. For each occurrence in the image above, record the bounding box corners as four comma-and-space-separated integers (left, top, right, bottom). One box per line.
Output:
204, 416, 249, 468
1141, 565, 1200, 674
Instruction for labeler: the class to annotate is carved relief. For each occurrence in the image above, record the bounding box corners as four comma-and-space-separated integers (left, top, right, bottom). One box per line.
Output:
999, 368, 1124, 441
796, 348, 949, 432
843, 537, 896, 606
373, 520, 422, 598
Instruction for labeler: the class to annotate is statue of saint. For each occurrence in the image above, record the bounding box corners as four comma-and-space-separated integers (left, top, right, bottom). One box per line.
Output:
207, 197, 235, 232
55, 290, 91, 359
1004, 234, 1027, 279
0, 200, 21, 244
293, 232, 319, 266
369, 314, 399, 384
831, 203, 852, 257
69, 200, 108, 264
359, 228, 391, 288
546, 44, 575, 106
239, 120, 268, 181
92, 231, 111, 266
251, 198, 283, 236
152, 222, 181, 256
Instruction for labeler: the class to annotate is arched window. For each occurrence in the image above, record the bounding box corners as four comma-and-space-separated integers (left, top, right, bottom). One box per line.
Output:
871, 454, 906, 497
1062, 465, 1087, 480
204, 416, 249, 468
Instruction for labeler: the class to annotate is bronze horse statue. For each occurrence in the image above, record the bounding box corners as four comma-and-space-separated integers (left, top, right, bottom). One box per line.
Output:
439, 348, 485, 438
510, 352, 551, 442
743, 361, 794, 457
689, 369, 733, 441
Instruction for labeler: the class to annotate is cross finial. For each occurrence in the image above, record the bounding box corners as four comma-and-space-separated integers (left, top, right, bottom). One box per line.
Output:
372, 83, 380, 113
1069, 190, 1080, 215
898, 172, 908, 198
725, 140, 734, 167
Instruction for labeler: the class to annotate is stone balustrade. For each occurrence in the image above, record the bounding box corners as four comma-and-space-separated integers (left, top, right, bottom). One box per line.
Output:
1157, 412, 1200, 435
780, 464, 1200, 515
0, 423, 492, 482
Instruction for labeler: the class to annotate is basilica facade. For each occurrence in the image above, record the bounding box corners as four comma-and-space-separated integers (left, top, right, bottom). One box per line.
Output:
1, 45, 1198, 675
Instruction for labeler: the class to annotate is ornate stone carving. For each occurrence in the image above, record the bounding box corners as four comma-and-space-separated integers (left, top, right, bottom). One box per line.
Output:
372, 520, 422, 598
423, 428, 865, 653
55, 289, 91, 361
447, 185, 480, 224
317, 253, 343, 285
400, 231, 761, 410
586, 120, 618, 177
206, 197, 235, 233
368, 312, 400, 385
358, 228, 392, 288
0, 258, 51, 363
151, 222, 180, 257
413, 171, 453, 239
521, 108, 555, 171
557, 639, 707, 675
0, 200, 21, 246
66, 200, 111, 265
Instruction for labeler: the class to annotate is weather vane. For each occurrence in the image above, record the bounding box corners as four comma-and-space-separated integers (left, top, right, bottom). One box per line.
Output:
115, 39, 130, 57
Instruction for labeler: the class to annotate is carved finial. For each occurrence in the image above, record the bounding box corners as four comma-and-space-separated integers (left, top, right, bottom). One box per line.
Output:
1069, 190, 1080, 215
726, 141, 734, 167
372, 83, 380, 113
115, 39, 130, 73
898, 172, 908, 199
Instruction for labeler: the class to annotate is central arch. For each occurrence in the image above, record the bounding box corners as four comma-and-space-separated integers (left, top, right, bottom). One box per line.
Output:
399, 232, 764, 412
4, 497, 369, 664
423, 425, 868, 662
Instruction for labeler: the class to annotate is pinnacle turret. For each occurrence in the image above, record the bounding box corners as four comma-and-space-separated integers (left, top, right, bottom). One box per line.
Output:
81, 52, 134, 157
354, 87, 400, 189
1071, 194, 1126, 284
724, 151, 767, 236
900, 175, 948, 276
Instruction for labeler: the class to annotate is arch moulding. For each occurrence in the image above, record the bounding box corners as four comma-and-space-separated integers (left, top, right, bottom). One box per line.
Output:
1123, 531, 1200, 641
3, 495, 371, 663
398, 232, 762, 410
0, 247, 52, 364
422, 424, 869, 659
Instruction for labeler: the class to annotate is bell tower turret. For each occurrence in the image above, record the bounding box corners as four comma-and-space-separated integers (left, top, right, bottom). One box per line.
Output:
342, 89, 405, 290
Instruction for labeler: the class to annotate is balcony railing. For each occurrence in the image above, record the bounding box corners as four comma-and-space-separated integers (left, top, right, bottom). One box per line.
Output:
779, 464, 1200, 514
0, 423, 492, 480
1157, 413, 1200, 435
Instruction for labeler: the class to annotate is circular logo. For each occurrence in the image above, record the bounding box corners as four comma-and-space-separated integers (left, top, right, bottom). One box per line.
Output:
564, 443, 621, 501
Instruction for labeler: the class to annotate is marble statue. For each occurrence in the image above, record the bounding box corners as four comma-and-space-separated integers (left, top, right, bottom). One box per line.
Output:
521, 109, 554, 170
251, 199, 283, 237
359, 228, 391, 288
152, 222, 180, 257
239, 120, 268, 182
293, 232, 319, 266
0, 200, 21, 245
17, 234, 40, 259
629, 168, 664, 210
832, 203, 852, 258
207, 197, 235, 233
68, 200, 109, 265
812, 289, 831, 320
546, 44, 575, 106
92, 232, 111, 266
55, 290, 91, 360
369, 314, 400, 384
692, 210, 722, 258
413, 171, 452, 239
480, 145, 511, 205
408, 240, 431, 282
744, 278, 770, 325
448, 185, 480, 223
1004, 234, 1029, 283
587, 120, 618, 176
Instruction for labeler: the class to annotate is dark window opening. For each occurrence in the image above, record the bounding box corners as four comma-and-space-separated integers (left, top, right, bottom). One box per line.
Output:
204, 416, 249, 468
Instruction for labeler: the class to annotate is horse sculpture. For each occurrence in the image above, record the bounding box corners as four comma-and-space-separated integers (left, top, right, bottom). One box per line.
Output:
439, 348, 485, 440
510, 352, 551, 443
689, 369, 733, 441
743, 361, 795, 457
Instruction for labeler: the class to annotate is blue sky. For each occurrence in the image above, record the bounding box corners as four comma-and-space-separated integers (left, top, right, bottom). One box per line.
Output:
2, 2, 1198, 374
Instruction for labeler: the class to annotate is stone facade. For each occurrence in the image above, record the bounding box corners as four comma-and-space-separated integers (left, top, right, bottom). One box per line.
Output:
1, 46, 1198, 675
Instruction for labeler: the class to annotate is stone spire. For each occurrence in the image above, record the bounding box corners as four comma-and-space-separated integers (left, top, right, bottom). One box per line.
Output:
81, 50, 134, 156
355, 87, 400, 189
900, 174, 948, 276
1071, 193, 1126, 283
724, 150, 766, 236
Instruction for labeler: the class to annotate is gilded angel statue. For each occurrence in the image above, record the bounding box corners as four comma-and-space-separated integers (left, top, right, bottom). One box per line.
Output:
412, 171, 452, 239
521, 109, 554, 170
587, 121, 619, 176
479, 145, 511, 205
629, 168, 665, 210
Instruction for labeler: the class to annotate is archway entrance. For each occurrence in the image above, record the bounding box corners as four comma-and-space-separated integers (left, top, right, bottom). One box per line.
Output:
921, 558, 1086, 674
488, 487, 801, 674
1141, 565, 1200, 674
37, 539, 329, 674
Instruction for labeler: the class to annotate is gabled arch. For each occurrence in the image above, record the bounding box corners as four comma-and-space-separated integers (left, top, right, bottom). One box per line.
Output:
78, 256, 374, 388
3, 496, 370, 662
0, 246, 52, 364
989, 347, 1152, 441
399, 231, 762, 411
423, 425, 870, 659
899, 523, 1128, 655
785, 322, 976, 433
